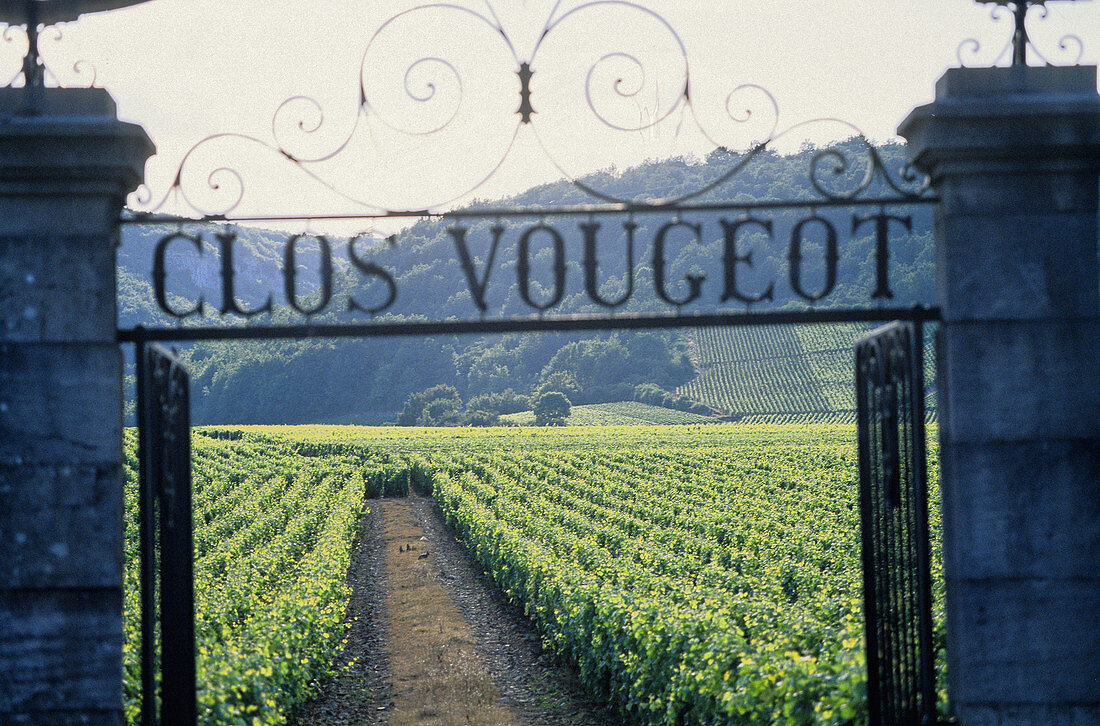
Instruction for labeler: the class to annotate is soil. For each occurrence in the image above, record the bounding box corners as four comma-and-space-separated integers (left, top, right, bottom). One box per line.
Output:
293, 494, 613, 726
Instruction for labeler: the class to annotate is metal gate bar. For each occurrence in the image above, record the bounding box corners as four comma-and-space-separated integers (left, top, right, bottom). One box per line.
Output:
136, 342, 197, 726
855, 321, 938, 726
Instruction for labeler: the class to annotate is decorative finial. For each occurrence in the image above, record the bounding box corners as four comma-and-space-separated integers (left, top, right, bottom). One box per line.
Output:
0, 1, 156, 89
517, 62, 535, 124
974, 0, 1088, 66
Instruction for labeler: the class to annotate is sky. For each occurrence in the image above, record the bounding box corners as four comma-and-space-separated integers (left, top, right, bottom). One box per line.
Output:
8, 0, 1098, 229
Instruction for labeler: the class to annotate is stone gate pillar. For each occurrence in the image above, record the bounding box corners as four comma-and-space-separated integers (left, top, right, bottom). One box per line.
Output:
899, 66, 1100, 723
0, 88, 153, 724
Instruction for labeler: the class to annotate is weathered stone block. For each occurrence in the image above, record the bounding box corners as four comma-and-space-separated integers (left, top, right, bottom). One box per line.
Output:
0, 235, 116, 343
937, 320, 1100, 442
945, 578, 1100, 705
0, 463, 123, 589
900, 67, 1100, 189
934, 64, 1098, 99
0, 589, 122, 714
0, 343, 122, 466
0, 710, 121, 725
0, 89, 153, 202
934, 213, 1098, 320
959, 704, 1100, 726
0, 197, 122, 238
935, 172, 1099, 217
938, 438, 1100, 581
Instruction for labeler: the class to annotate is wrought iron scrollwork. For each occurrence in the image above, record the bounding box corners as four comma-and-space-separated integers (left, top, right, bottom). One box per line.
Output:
960, 0, 1085, 68
122, 1, 933, 221
0, 24, 23, 87
0, 20, 98, 89
0, 0, 142, 90
806, 131, 930, 202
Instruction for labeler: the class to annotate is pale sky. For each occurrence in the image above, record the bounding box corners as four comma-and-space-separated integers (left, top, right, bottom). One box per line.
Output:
11, 0, 1098, 228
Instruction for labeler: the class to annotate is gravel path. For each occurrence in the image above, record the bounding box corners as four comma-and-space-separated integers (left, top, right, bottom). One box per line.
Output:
294, 494, 613, 726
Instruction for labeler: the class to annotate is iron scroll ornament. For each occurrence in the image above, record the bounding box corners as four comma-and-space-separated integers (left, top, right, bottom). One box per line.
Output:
959, 0, 1087, 68
127, 1, 933, 221
0, 0, 154, 88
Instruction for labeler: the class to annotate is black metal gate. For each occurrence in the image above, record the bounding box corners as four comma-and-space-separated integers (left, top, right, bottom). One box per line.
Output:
855, 321, 938, 726
853, 323, 941, 726
136, 343, 196, 726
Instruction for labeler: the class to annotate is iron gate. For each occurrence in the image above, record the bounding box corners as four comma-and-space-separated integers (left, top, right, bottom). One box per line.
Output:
855, 321, 938, 726
136, 343, 197, 726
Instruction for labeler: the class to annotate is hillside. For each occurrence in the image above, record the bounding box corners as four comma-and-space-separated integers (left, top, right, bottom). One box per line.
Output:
678, 323, 937, 423
117, 140, 935, 424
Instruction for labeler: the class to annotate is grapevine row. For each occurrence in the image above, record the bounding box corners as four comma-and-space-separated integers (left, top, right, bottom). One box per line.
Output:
121, 431, 369, 725
248, 424, 943, 725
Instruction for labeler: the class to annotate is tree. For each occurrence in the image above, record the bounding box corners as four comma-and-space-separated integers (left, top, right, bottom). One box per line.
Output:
417, 395, 463, 426
536, 371, 582, 403
464, 408, 501, 427
536, 334, 694, 405
398, 384, 463, 426
534, 391, 571, 426
467, 388, 531, 415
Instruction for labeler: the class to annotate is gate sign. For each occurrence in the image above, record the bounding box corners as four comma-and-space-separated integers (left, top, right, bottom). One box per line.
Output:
141, 208, 917, 324
117, 1, 938, 342
120, 140, 937, 342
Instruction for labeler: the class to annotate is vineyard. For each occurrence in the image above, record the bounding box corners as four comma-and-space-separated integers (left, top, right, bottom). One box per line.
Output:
677, 324, 938, 423
128, 425, 944, 725
121, 431, 369, 724
501, 401, 720, 426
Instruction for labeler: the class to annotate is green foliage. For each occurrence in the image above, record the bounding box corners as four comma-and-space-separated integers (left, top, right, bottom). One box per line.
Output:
534, 391, 572, 426
398, 384, 464, 426
539, 334, 693, 405
464, 408, 503, 427
117, 143, 935, 425
228, 424, 945, 725
427, 428, 943, 725
537, 371, 583, 403
395, 384, 515, 427
633, 383, 718, 417
120, 430, 366, 725
467, 388, 532, 416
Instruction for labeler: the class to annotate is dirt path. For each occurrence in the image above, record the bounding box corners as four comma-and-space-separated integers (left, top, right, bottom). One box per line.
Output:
294, 495, 611, 726
380, 497, 524, 726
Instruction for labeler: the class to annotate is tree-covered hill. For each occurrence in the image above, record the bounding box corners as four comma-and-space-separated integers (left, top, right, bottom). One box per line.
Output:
117, 140, 934, 424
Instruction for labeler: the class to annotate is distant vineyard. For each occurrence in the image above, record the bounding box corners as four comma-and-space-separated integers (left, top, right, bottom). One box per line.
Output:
501, 401, 719, 426
678, 324, 937, 423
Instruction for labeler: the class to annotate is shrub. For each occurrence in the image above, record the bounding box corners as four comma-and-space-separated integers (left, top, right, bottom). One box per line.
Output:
534, 391, 571, 426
